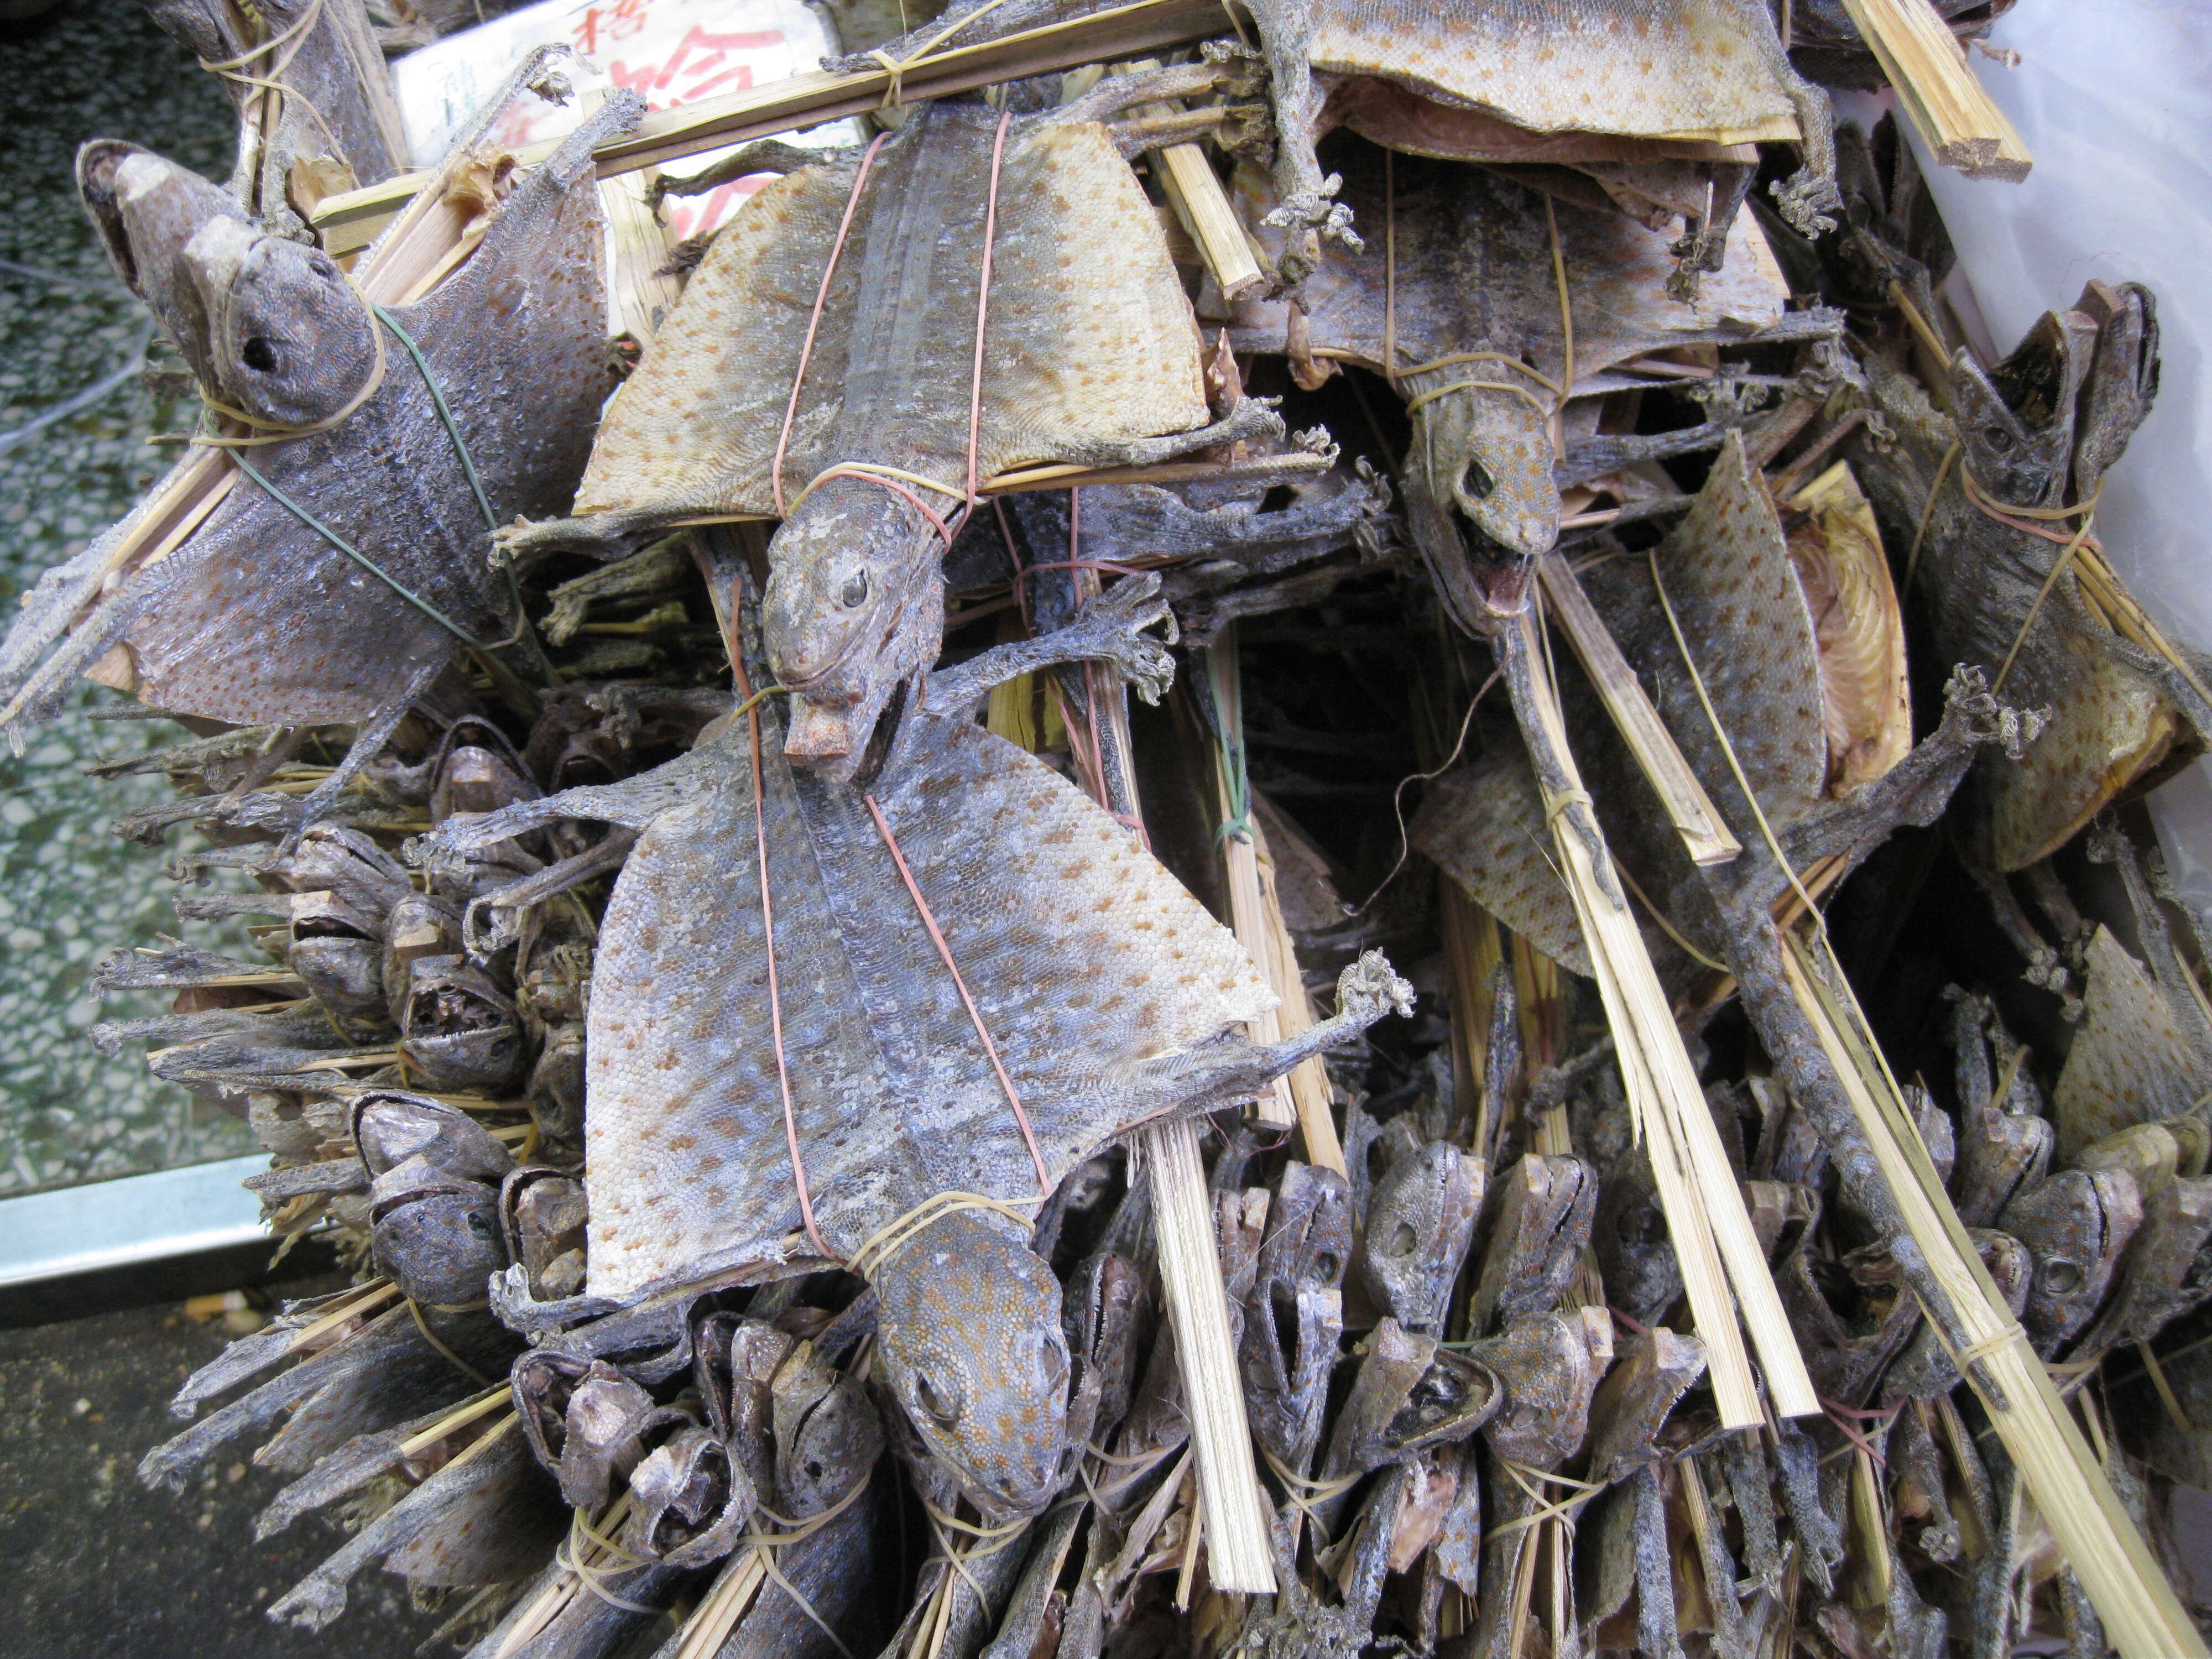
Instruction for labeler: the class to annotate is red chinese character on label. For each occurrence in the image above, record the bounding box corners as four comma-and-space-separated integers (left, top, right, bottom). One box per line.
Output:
660, 172, 769, 242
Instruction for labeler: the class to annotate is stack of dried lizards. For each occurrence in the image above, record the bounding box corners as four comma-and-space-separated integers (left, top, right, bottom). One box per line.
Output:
12, 0, 2212, 1653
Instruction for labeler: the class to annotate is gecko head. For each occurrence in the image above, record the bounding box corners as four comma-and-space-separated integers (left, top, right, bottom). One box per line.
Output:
1412, 389, 1559, 564
77, 140, 379, 429
763, 478, 947, 778
871, 1211, 1070, 1519
1399, 392, 1551, 630
1949, 321, 2087, 510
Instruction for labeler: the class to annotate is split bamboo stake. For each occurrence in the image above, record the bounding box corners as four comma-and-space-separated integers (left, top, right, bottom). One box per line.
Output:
1535, 552, 1741, 867
1506, 607, 1817, 1428
1839, 0, 2031, 181
1138, 1115, 1277, 1593
1126, 77, 1263, 304
311, 0, 1235, 255
1065, 582, 1276, 1592
1248, 823, 1344, 1173
1779, 933, 2208, 1659
598, 171, 684, 343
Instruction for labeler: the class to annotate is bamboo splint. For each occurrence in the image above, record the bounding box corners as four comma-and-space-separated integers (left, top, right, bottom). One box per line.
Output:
1072, 589, 1277, 1594
1536, 552, 1742, 867
1207, 631, 1343, 1171
1119, 66, 1265, 304
1839, 0, 2032, 180
311, 0, 1235, 257
1512, 607, 1818, 1429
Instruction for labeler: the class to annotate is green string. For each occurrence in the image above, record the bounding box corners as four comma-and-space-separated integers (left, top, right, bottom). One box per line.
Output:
1216, 735, 1254, 845
367, 304, 498, 530
227, 446, 508, 649
211, 305, 555, 690
1206, 650, 1254, 846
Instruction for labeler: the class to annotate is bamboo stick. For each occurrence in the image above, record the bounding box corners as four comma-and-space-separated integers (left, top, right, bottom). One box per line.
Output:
310, 0, 1235, 255
1113, 64, 1262, 301
598, 171, 684, 343
1779, 934, 2208, 1659
1839, 0, 2031, 181
1138, 1114, 1277, 1593
1062, 583, 1276, 1593
1535, 553, 1741, 867
1249, 822, 1344, 1173
1508, 608, 1817, 1428
1136, 98, 1264, 302
1154, 141, 1264, 301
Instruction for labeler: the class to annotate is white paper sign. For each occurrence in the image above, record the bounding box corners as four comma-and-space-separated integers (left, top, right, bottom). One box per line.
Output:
393, 0, 854, 241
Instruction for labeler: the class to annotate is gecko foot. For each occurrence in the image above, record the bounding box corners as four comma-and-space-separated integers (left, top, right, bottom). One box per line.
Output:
1771, 168, 1842, 241
1334, 948, 1416, 1029
1262, 179, 1363, 254
1942, 664, 2046, 760
1060, 571, 1178, 704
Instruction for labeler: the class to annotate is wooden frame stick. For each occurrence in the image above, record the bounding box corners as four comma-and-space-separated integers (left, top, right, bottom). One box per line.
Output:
1839, 0, 2031, 180
311, 0, 1234, 255
1535, 552, 1741, 867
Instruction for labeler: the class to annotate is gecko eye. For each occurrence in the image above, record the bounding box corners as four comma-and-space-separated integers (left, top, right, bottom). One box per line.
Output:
1460, 459, 1494, 500
913, 1370, 962, 1428
1039, 1338, 1068, 1390
1385, 1224, 1418, 1258
1983, 425, 2015, 452
241, 336, 279, 374
838, 571, 869, 608
2042, 1259, 2085, 1296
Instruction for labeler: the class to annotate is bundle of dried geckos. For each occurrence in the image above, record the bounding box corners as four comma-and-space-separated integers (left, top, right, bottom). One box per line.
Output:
18, 1, 2212, 1653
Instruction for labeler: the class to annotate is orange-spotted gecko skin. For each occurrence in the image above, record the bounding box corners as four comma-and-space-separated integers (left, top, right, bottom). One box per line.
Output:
425, 579, 1413, 1514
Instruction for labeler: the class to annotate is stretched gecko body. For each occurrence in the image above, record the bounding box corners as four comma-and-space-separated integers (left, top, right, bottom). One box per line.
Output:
0, 72, 637, 832
498, 75, 1284, 779
423, 572, 1411, 1513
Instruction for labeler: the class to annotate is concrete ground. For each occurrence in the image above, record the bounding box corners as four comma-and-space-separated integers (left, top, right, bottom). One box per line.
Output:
0, 1274, 451, 1659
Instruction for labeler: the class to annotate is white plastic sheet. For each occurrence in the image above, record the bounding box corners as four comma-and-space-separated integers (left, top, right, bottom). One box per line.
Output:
1897, 1, 2212, 910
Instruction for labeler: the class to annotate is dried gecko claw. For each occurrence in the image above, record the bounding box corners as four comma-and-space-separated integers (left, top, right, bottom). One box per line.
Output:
1055, 570, 1179, 703
1334, 947, 1417, 1026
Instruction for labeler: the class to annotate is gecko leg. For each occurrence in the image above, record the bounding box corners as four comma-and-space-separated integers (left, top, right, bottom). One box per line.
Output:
927, 571, 1177, 714
1124, 950, 1412, 1119
407, 726, 739, 874
648, 139, 839, 213
265, 658, 448, 861
1047, 396, 1289, 472
495, 503, 738, 571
